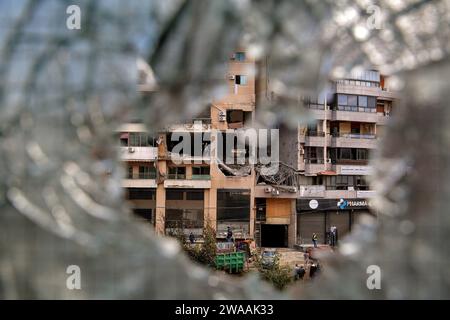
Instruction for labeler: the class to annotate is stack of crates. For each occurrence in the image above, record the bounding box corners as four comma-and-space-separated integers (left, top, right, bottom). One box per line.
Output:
215, 251, 245, 273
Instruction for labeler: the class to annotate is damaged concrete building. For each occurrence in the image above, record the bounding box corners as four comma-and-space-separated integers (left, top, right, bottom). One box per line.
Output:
118, 51, 397, 248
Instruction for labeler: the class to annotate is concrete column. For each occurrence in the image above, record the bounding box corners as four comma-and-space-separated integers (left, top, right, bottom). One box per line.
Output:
288, 199, 297, 247
249, 183, 255, 239
155, 159, 167, 235
204, 188, 217, 230
186, 165, 192, 180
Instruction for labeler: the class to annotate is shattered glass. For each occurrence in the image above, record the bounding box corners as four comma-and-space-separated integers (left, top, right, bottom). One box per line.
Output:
1, 0, 450, 299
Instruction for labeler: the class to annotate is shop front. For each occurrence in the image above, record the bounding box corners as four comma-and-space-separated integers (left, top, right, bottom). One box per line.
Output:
296, 198, 372, 245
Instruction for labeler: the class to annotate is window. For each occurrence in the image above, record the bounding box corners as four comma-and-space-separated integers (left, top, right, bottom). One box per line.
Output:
234, 52, 245, 61
120, 133, 129, 146
166, 189, 184, 200
368, 96, 377, 108
168, 166, 185, 179
235, 75, 247, 85
340, 148, 352, 159
358, 96, 367, 107
217, 189, 251, 237
165, 209, 183, 228
186, 191, 204, 200
227, 110, 244, 123
128, 166, 133, 179
133, 209, 153, 223
338, 94, 347, 105
348, 95, 357, 106
139, 165, 156, 179
127, 188, 155, 200
357, 149, 369, 160
129, 132, 156, 147
192, 166, 210, 175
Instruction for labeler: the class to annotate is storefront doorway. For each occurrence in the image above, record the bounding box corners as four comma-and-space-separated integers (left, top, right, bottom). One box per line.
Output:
260, 224, 288, 248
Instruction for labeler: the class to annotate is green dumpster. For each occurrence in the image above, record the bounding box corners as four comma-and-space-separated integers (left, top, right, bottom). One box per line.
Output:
215, 251, 245, 273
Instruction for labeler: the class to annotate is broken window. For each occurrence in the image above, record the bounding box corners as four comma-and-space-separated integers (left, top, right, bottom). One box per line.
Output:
133, 208, 154, 224
2, 0, 450, 301
217, 189, 250, 238
166, 189, 204, 232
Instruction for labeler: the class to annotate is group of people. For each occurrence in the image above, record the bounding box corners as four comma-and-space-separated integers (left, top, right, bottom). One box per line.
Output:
294, 260, 321, 281
311, 226, 339, 248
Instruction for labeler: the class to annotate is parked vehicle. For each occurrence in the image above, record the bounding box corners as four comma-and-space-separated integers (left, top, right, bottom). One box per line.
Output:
260, 249, 277, 269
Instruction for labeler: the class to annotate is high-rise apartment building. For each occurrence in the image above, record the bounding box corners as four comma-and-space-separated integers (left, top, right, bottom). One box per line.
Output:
119, 50, 257, 240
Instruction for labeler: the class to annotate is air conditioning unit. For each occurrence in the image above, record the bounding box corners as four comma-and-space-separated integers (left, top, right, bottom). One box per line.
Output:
228, 75, 235, 80
264, 187, 272, 193
128, 147, 135, 153
272, 189, 280, 196
326, 158, 332, 163
290, 187, 298, 193
218, 111, 226, 122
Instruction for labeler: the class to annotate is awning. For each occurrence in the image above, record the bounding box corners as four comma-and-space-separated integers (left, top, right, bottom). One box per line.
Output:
120, 132, 129, 139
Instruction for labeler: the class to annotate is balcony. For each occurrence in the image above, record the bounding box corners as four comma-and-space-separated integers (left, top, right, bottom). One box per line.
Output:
122, 172, 157, 188
333, 164, 373, 175
377, 112, 391, 125
119, 146, 158, 162
168, 152, 211, 163
191, 174, 211, 180
306, 107, 331, 120
164, 175, 211, 189
378, 88, 398, 100
335, 82, 380, 96
304, 159, 331, 175
331, 133, 378, 149
304, 131, 330, 147
324, 188, 376, 199
299, 185, 325, 197
332, 109, 378, 123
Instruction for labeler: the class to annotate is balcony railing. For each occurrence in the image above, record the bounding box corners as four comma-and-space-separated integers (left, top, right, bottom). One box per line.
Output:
306, 103, 326, 110
336, 106, 376, 113
306, 131, 326, 137
304, 158, 325, 164
128, 172, 156, 179
191, 174, 211, 180
332, 133, 376, 139
335, 159, 369, 165
167, 173, 186, 180
325, 185, 370, 190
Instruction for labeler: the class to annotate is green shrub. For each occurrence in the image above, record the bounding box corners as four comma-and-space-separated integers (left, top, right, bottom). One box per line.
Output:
254, 252, 292, 290
171, 222, 217, 268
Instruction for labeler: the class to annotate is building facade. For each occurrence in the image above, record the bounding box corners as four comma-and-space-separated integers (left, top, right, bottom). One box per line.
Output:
119, 50, 258, 241
120, 53, 397, 248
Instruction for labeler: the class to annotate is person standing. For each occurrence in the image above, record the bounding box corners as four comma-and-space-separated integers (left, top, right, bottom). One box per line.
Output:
312, 233, 318, 248
189, 232, 195, 244
330, 226, 336, 247
294, 264, 300, 281
309, 263, 318, 278
298, 265, 306, 280
226, 226, 233, 243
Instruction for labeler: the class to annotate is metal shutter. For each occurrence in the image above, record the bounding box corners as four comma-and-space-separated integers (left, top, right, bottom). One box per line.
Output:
297, 212, 325, 244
